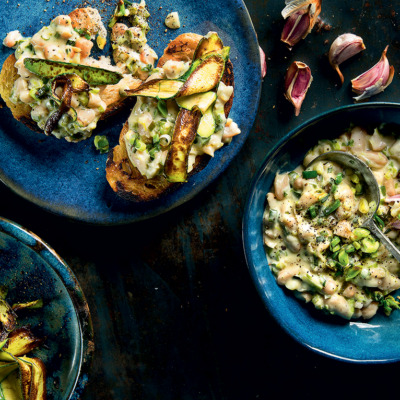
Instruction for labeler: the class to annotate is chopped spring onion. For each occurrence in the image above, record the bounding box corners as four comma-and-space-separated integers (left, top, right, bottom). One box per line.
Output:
335, 173, 343, 184
302, 170, 318, 179
322, 199, 341, 216
374, 214, 385, 229
308, 205, 317, 219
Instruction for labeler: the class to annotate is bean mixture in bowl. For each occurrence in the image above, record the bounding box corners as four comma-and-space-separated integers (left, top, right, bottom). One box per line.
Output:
264, 125, 400, 320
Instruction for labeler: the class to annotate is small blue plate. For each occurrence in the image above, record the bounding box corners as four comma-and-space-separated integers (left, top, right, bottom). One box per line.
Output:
0, 216, 94, 398
243, 102, 400, 364
0, 0, 261, 225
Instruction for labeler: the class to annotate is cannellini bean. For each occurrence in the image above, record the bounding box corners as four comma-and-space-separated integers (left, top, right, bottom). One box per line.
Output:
369, 129, 387, 151
335, 183, 357, 219
267, 192, 280, 212
44, 45, 64, 61
140, 47, 158, 65
342, 285, 356, 298
274, 173, 290, 200
277, 265, 300, 285
88, 93, 103, 108
322, 279, 337, 295
297, 187, 320, 209
71, 94, 80, 109
361, 302, 379, 320
297, 218, 317, 242
14, 77, 32, 103
285, 235, 301, 253
369, 267, 386, 279
350, 126, 368, 152
293, 177, 304, 190
53, 15, 73, 39
280, 200, 298, 231
223, 119, 241, 140
384, 177, 396, 196
53, 15, 71, 26
378, 273, 400, 291
75, 38, 93, 60
358, 151, 388, 170
3, 30, 23, 48
325, 294, 353, 319
334, 220, 353, 239
162, 59, 190, 79
77, 108, 96, 126
111, 23, 128, 41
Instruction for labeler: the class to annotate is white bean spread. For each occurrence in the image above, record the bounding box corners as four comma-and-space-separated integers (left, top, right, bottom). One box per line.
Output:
264, 125, 400, 320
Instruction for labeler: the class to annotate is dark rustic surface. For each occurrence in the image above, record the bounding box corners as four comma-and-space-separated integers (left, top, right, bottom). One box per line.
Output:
2, 0, 400, 398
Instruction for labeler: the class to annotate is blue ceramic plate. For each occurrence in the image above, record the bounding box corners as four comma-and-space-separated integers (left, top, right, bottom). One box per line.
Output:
0, 217, 94, 397
243, 102, 400, 364
0, 0, 261, 225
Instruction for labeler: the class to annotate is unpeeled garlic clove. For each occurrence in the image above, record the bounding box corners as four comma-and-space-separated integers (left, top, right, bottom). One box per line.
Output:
259, 46, 267, 78
351, 46, 394, 101
281, 0, 321, 47
329, 33, 366, 84
284, 61, 313, 116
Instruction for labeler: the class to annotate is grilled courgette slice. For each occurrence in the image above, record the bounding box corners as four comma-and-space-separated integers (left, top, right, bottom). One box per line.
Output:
193, 32, 224, 60
125, 79, 184, 99
177, 54, 225, 98
176, 91, 216, 114
164, 108, 202, 182
24, 58, 123, 86
197, 106, 216, 138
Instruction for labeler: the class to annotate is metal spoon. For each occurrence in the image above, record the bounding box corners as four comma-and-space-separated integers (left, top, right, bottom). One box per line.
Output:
307, 151, 400, 262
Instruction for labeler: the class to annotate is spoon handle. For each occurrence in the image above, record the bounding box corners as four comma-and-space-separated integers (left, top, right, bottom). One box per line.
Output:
364, 219, 400, 263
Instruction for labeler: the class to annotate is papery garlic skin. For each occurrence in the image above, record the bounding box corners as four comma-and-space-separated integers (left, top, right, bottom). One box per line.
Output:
284, 61, 313, 116
259, 46, 267, 78
281, 0, 322, 47
329, 33, 366, 84
351, 46, 394, 101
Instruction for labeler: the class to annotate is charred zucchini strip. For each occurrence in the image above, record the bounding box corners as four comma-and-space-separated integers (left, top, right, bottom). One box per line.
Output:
176, 91, 217, 114
180, 46, 230, 81
164, 108, 202, 182
125, 79, 184, 99
1, 368, 24, 399
193, 32, 223, 60
12, 299, 43, 313
177, 55, 225, 98
0, 300, 16, 333
5, 328, 45, 357
20, 357, 46, 400
24, 58, 123, 85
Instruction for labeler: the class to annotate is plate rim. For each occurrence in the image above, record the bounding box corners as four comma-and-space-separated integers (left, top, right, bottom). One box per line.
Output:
242, 101, 400, 364
0, 216, 94, 397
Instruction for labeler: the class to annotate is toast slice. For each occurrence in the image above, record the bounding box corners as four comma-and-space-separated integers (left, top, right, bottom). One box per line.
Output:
106, 33, 235, 202
0, 8, 142, 136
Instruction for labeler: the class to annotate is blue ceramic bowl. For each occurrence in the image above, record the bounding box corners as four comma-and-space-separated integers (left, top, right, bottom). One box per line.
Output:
243, 102, 400, 364
0, 0, 261, 225
0, 217, 94, 398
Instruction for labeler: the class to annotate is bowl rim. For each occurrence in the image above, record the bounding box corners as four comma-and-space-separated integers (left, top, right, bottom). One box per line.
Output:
0, 216, 94, 397
242, 101, 400, 364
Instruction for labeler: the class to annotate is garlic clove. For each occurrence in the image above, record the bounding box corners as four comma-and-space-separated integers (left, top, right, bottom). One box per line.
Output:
284, 61, 313, 116
281, 0, 321, 47
281, 7, 311, 47
351, 46, 394, 101
329, 33, 366, 84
